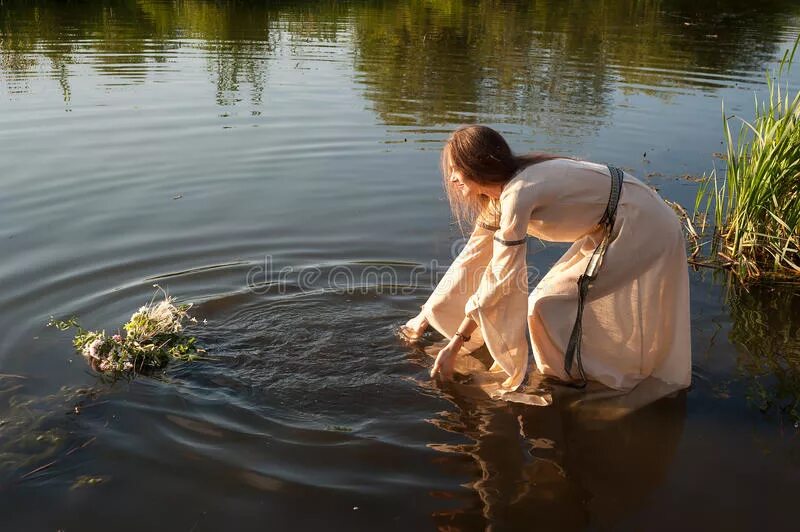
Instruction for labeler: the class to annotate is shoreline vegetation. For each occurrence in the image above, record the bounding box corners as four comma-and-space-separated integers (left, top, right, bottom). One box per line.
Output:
690, 36, 800, 283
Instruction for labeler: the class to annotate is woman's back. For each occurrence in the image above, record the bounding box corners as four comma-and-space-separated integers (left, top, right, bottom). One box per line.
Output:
505, 158, 657, 243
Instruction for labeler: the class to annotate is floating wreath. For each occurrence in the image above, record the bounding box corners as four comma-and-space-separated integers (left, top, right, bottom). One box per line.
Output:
49, 289, 205, 373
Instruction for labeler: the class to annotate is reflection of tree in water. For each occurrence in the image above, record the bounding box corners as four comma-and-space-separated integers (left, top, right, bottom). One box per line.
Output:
2, 0, 799, 115
1, 1, 173, 102
351, 0, 800, 128
727, 283, 800, 422
0, 0, 285, 106
351, 0, 614, 132
0, 0, 356, 107
137, 0, 283, 106
0, 4, 81, 103
428, 386, 686, 529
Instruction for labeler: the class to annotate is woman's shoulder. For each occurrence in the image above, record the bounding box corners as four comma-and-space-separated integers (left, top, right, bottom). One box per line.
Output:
501, 157, 606, 211
502, 158, 571, 197
520, 158, 621, 183
518, 157, 575, 180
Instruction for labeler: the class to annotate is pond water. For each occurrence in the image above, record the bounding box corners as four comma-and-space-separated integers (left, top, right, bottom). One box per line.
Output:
1, 0, 799, 530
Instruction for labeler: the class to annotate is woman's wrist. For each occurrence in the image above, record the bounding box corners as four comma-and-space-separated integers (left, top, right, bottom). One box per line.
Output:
450, 333, 466, 348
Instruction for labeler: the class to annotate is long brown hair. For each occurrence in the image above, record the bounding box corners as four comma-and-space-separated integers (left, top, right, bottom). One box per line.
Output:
441, 125, 564, 232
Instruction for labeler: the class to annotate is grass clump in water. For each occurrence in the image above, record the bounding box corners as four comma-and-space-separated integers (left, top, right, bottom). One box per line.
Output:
49, 288, 205, 374
694, 37, 800, 281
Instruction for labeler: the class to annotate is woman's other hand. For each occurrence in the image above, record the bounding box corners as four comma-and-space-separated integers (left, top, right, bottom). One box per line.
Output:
400, 311, 429, 341
430, 336, 463, 380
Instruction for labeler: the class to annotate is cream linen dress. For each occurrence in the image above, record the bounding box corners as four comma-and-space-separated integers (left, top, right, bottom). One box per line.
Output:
422, 158, 692, 392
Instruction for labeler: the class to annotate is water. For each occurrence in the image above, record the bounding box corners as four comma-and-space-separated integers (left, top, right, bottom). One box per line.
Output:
1, 0, 799, 529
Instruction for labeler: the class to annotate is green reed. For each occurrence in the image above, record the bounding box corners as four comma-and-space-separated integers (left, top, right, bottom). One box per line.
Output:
694, 37, 800, 281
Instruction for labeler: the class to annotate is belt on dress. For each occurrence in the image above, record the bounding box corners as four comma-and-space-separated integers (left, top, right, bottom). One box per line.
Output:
563, 164, 624, 388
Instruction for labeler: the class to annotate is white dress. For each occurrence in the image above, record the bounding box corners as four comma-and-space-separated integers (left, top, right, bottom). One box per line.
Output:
422, 158, 692, 392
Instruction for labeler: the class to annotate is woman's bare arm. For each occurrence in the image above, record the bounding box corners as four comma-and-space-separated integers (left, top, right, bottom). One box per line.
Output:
430, 315, 477, 379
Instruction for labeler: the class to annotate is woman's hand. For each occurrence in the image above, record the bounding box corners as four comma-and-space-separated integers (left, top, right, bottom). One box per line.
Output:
400, 311, 429, 341
430, 336, 463, 381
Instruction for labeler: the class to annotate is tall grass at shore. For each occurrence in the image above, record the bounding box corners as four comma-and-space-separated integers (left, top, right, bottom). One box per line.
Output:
694, 38, 800, 281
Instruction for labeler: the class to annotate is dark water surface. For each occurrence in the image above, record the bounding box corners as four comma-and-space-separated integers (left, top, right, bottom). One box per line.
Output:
2, 0, 800, 530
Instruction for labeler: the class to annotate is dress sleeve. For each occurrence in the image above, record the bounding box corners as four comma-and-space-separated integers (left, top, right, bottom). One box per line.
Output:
464, 191, 531, 391
421, 206, 499, 353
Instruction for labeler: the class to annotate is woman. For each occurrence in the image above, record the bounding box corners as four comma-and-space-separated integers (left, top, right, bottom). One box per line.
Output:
403, 125, 691, 393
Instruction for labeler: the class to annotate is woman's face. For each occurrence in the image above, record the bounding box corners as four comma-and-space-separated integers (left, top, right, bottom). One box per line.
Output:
447, 157, 478, 198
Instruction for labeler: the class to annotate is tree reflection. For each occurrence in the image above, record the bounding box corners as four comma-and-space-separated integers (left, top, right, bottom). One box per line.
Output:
351, 0, 800, 128
0, 0, 286, 106
351, 0, 615, 131
1, 0, 799, 120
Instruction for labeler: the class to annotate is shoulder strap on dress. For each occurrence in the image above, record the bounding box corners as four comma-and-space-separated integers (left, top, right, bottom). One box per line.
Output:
563, 165, 624, 388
